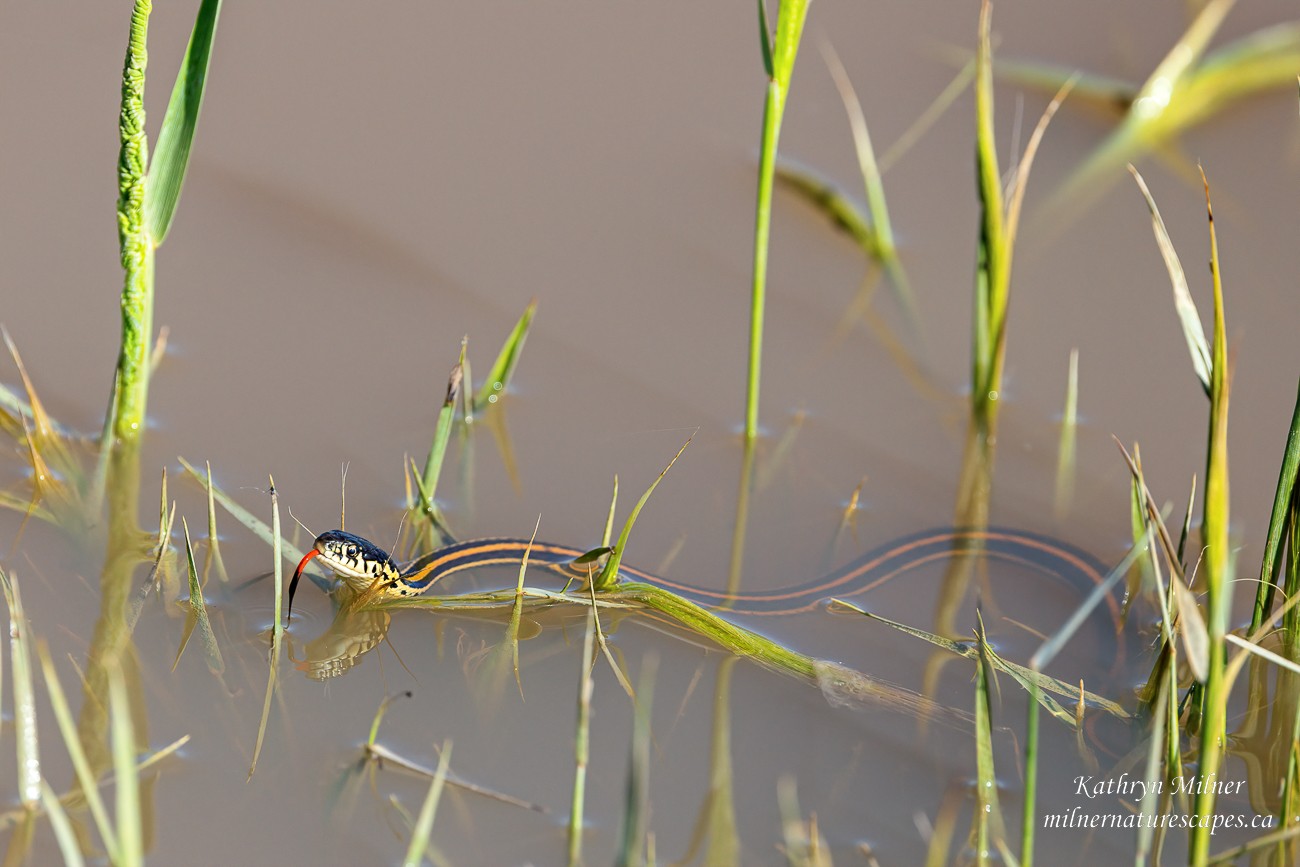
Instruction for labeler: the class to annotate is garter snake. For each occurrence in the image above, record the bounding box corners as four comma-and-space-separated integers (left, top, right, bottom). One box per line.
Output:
289, 527, 1120, 638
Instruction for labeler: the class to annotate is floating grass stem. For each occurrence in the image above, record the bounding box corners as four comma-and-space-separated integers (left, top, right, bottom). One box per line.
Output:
401, 741, 452, 867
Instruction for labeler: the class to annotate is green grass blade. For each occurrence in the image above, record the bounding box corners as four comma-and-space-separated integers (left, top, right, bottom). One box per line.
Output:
401, 741, 452, 867
770, 0, 809, 85
1250, 377, 1300, 632
1128, 166, 1211, 394
746, 0, 810, 441
144, 0, 221, 245
3, 572, 41, 809
1190, 167, 1232, 866
972, 615, 1004, 866
595, 437, 691, 590
473, 300, 536, 411
603, 475, 619, 547
971, 0, 1006, 427
421, 360, 463, 515
756, 0, 773, 78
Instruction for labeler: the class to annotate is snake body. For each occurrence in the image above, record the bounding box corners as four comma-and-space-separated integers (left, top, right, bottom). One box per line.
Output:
289, 527, 1117, 625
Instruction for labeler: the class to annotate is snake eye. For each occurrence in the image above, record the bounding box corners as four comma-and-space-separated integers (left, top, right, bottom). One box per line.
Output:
346, 544, 358, 558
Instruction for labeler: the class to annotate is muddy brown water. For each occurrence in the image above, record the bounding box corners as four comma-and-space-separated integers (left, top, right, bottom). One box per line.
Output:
2, 2, 1298, 864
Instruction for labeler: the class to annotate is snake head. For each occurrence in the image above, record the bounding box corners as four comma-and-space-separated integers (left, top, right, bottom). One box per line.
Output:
287, 530, 399, 623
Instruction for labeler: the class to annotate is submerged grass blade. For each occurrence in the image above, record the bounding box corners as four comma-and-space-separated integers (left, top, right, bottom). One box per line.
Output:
401, 741, 452, 867
3, 572, 41, 808
971, 616, 1005, 866
615, 655, 657, 867
36, 642, 119, 860
777, 776, 830, 867
364, 741, 545, 813
143, 0, 221, 245
506, 518, 540, 698
568, 607, 597, 867
1053, 348, 1079, 518
109, 669, 142, 867
40, 781, 85, 867
248, 479, 285, 779
473, 300, 536, 411
202, 460, 229, 584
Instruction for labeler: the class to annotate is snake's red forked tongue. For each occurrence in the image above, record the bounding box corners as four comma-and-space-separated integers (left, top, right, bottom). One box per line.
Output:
287, 548, 319, 624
